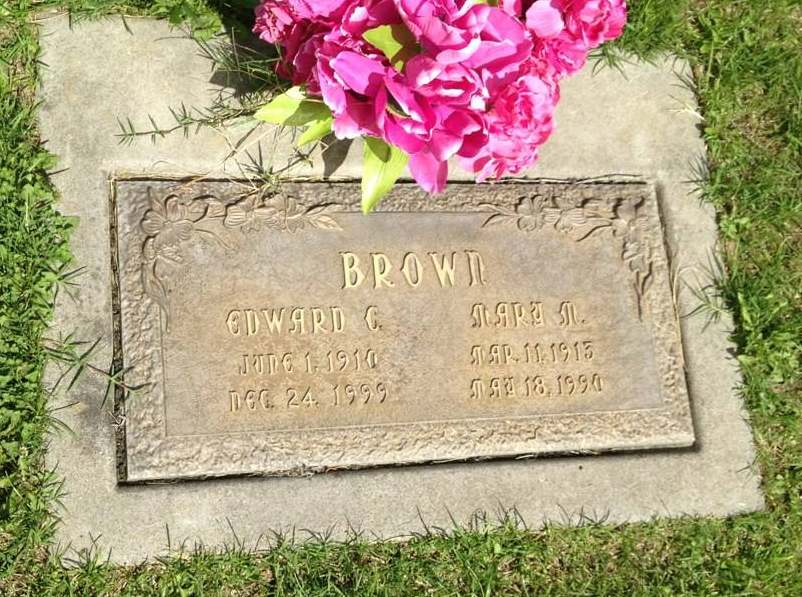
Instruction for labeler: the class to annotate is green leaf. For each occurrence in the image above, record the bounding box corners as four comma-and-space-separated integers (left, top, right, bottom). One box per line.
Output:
297, 117, 333, 147
361, 137, 408, 214
363, 24, 420, 70
254, 86, 331, 127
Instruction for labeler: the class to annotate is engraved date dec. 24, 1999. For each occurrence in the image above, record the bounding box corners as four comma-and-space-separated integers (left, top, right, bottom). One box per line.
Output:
229, 382, 389, 413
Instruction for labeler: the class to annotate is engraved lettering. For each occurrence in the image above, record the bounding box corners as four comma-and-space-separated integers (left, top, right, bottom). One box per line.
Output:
428, 252, 457, 287
470, 301, 549, 328
471, 303, 489, 328
401, 252, 423, 287
341, 250, 489, 289
372, 253, 395, 288
470, 345, 482, 366
470, 379, 485, 400
531, 302, 544, 326
228, 307, 345, 336
259, 389, 271, 409
261, 308, 285, 334
229, 390, 241, 412
559, 301, 583, 327
341, 252, 365, 289
466, 250, 487, 286
311, 307, 326, 334
331, 307, 345, 333
364, 306, 381, 331
226, 310, 241, 336
245, 309, 260, 336
495, 303, 511, 328
289, 308, 306, 334
513, 302, 526, 328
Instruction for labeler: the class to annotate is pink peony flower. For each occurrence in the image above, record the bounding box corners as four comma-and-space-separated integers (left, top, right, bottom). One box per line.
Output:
313, 1, 503, 192
253, 0, 297, 44
526, 0, 627, 76
559, 0, 627, 48
406, 57, 487, 110
283, 0, 353, 24
276, 26, 327, 93
252, 0, 626, 196
465, 7, 533, 93
393, 0, 491, 64
253, 0, 357, 45
461, 58, 559, 181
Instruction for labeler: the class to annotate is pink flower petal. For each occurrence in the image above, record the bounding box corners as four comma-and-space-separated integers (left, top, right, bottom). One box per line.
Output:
331, 51, 387, 95
429, 130, 462, 161
405, 55, 443, 87
409, 150, 447, 194
526, 0, 565, 38
384, 116, 427, 153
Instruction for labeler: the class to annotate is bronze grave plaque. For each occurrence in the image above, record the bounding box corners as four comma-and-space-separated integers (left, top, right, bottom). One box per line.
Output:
112, 180, 694, 482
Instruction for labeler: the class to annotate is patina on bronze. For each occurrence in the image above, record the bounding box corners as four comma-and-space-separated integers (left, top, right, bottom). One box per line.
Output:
112, 179, 694, 482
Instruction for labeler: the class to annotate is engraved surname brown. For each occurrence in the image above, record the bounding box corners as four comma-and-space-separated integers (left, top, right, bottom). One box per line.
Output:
341, 250, 489, 289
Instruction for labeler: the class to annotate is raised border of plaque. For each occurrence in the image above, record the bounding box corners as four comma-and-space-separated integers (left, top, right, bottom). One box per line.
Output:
111, 179, 695, 483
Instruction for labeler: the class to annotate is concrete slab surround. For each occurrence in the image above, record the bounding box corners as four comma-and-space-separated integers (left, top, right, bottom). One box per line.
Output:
37, 13, 763, 564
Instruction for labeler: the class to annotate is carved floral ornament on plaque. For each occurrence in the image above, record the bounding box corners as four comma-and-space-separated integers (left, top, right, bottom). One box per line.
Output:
139, 185, 654, 330
140, 189, 343, 329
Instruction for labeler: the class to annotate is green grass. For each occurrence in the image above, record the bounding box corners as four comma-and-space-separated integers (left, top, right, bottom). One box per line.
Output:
1, 0, 801, 593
